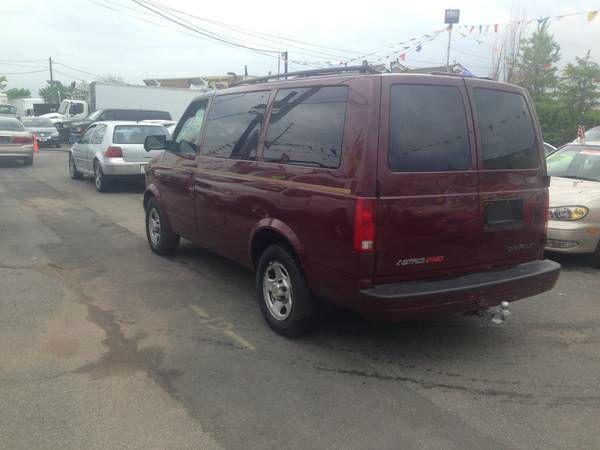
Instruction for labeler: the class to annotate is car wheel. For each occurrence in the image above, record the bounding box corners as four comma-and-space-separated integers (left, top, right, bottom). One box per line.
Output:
94, 161, 110, 192
23, 156, 33, 166
145, 197, 180, 255
69, 153, 83, 179
256, 244, 317, 337
590, 241, 600, 269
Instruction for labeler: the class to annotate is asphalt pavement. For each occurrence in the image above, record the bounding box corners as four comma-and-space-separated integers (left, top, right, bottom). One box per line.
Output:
1, 151, 599, 450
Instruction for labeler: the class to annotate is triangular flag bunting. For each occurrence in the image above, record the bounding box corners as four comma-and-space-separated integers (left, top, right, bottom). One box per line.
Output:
588, 11, 598, 22
399, 53, 406, 61
469, 26, 475, 33
479, 25, 483, 34
494, 24, 499, 33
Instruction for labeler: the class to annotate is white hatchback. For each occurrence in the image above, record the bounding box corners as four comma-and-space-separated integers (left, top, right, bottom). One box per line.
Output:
68, 121, 169, 192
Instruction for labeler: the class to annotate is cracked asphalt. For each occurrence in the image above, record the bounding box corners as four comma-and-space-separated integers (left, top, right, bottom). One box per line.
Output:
1, 151, 600, 449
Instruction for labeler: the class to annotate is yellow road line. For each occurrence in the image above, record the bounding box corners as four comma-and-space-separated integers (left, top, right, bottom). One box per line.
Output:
188, 304, 256, 351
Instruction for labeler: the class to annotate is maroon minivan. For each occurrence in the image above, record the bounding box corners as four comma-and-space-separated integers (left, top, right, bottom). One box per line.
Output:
143, 66, 560, 336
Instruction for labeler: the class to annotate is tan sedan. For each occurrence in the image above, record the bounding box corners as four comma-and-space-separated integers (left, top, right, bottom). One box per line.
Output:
0, 117, 34, 166
546, 144, 600, 266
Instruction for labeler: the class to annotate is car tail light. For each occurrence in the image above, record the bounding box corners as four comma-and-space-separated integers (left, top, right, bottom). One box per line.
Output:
353, 198, 376, 253
13, 135, 33, 144
105, 146, 123, 158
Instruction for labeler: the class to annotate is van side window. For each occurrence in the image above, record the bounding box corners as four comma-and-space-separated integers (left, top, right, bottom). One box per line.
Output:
172, 100, 208, 154
200, 91, 269, 160
389, 85, 471, 172
474, 88, 538, 170
263, 86, 347, 169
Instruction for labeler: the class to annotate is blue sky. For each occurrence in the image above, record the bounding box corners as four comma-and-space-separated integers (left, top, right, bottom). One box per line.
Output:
1, 0, 598, 94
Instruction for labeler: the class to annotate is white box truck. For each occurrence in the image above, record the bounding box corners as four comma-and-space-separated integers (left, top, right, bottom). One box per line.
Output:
44, 82, 203, 123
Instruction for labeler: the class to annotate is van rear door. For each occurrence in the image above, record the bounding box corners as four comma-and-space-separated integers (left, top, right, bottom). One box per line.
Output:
465, 79, 546, 267
375, 75, 481, 282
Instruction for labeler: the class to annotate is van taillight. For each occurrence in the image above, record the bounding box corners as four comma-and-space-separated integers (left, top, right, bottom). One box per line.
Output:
13, 135, 33, 144
105, 146, 123, 158
353, 198, 376, 253
544, 188, 550, 233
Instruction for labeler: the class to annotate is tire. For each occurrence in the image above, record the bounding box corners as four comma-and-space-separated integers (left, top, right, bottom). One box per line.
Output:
145, 197, 180, 255
94, 161, 110, 192
256, 244, 318, 337
590, 242, 600, 269
69, 153, 83, 179
23, 155, 33, 166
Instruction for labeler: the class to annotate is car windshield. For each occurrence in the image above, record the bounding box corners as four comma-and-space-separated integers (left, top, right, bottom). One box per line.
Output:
0, 104, 16, 114
0, 118, 25, 131
21, 117, 54, 127
585, 127, 600, 141
58, 101, 68, 114
547, 145, 600, 182
113, 125, 169, 144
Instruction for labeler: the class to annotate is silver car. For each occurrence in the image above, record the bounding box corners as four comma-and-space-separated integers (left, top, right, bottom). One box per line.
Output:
68, 121, 168, 192
0, 117, 34, 166
546, 144, 600, 266
21, 116, 61, 147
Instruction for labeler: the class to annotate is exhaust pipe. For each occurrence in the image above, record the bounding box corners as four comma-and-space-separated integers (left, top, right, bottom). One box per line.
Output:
466, 301, 511, 324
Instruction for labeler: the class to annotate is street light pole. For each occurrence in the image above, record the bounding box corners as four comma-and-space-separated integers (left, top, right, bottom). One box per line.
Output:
446, 24, 453, 71
444, 9, 460, 72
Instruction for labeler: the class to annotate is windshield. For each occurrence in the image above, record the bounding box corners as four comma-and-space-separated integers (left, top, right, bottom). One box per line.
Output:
113, 125, 169, 144
547, 145, 600, 182
585, 127, 600, 141
0, 104, 16, 114
0, 118, 26, 131
86, 110, 103, 121
21, 117, 54, 127
58, 101, 68, 115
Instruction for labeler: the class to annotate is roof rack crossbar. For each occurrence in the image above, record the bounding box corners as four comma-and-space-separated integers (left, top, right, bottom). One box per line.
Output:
429, 71, 493, 80
231, 61, 379, 86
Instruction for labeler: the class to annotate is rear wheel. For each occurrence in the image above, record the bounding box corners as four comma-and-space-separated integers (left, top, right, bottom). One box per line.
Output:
23, 156, 33, 166
69, 153, 82, 179
94, 161, 110, 192
145, 197, 180, 255
256, 245, 317, 337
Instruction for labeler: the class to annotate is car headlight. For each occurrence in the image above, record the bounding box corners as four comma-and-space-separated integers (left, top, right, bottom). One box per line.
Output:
549, 206, 589, 221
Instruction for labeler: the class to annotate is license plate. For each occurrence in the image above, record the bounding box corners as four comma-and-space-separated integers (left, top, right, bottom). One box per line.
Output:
140, 164, 146, 174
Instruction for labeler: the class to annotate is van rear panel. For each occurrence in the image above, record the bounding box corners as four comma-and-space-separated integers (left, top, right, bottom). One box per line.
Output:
373, 75, 546, 285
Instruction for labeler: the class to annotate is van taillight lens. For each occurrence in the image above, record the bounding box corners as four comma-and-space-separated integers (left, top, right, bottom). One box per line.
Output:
13, 135, 33, 144
105, 146, 123, 158
353, 198, 376, 253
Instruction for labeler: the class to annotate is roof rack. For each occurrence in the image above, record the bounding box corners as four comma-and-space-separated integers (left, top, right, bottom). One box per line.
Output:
231, 61, 380, 87
429, 71, 493, 80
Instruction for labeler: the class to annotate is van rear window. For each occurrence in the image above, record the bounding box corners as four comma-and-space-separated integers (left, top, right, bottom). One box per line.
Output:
388, 85, 471, 172
473, 88, 538, 170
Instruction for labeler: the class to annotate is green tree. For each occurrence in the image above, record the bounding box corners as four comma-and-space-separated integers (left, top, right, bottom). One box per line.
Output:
5, 87, 31, 99
559, 51, 600, 125
38, 81, 73, 104
516, 23, 561, 101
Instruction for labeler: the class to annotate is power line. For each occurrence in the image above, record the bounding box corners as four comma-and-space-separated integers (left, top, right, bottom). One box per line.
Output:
143, 0, 365, 56
130, 0, 281, 54
0, 58, 47, 63
0, 69, 48, 75
0, 62, 47, 69
53, 62, 103, 78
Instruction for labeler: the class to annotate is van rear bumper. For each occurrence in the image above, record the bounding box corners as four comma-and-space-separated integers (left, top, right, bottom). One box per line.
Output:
359, 259, 560, 320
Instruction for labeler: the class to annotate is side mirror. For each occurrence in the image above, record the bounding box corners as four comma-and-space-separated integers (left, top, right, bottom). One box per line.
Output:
144, 134, 167, 152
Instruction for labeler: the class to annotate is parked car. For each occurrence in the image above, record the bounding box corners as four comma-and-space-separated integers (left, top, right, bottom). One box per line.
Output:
142, 69, 560, 336
543, 142, 557, 156
69, 121, 169, 192
58, 109, 172, 144
0, 104, 17, 118
0, 118, 34, 166
545, 144, 600, 265
20, 116, 61, 147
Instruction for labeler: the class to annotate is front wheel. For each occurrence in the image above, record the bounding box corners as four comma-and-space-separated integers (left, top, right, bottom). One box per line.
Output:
256, 245, 317, 337
145, 197, 180, 255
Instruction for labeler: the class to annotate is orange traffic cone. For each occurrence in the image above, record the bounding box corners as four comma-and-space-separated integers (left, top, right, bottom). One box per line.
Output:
33, 135, 40, 153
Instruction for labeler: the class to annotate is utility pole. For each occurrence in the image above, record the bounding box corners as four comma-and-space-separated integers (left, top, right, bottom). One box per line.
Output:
48, 56, 54, 84
444, 9, 460, 72
283, 51, 288, 77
